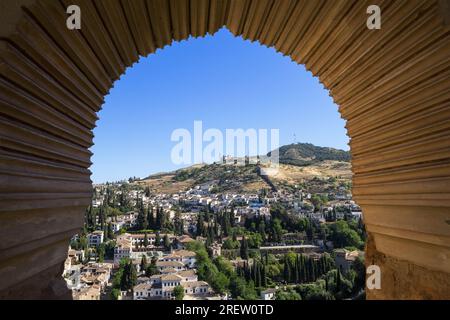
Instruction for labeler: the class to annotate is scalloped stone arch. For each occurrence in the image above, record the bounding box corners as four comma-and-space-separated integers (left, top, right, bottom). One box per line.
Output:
0, 0, 449, 299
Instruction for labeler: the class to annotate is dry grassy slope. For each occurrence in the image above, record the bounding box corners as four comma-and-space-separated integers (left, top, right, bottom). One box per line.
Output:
136, 160, 352, 194
268, 161, 352, 183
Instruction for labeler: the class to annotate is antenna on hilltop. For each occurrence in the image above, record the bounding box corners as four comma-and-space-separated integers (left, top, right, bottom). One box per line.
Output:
293, 133, 297, 144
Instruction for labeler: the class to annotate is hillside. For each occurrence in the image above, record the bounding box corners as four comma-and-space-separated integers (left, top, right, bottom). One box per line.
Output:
138, 163, 267, 194
137, 143, 352, 195
270, 143, 351, 166
265, 161, 352, 194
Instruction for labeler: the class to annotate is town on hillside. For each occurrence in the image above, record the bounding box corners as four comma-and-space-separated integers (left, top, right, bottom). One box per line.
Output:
64, 144, 366, 300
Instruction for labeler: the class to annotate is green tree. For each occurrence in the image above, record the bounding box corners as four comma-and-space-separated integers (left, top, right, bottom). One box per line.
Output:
211, 272, 230, 294
140, 255, 147, 273
247, 232, 263, 248
174, 211, 184, 236
107, 223, 114, 240
147, 207, 154, 229
97, 243, 105, 263
120, 261, 137, 291
144, 186, 151, 197
137, 204, 148, 230
229, 277, 258, 300
145, 257, 158, 276
276, 289, 302, 300
110, 288, 121, 300
155, 232, 161, 247
329, 220, 364, 249
351, 256, 366, 295
271, 218, 283, 242
197, 213, 205, 237
173, 285, 185, 300
261, 264, 267, 287
283, 259, 291, 283
240, 236, 249, 260
143, 232, 149, 247
335, 268, 342, 294
223, 238, 239, 249
158, 207, 166, 230
164, 234, 171, 251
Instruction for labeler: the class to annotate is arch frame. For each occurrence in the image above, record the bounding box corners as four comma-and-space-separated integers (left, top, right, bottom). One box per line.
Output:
0, 0, 449, 299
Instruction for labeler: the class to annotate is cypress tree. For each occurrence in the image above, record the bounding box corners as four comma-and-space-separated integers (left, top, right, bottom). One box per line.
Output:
261, 265, 267, 287
120, 262, 129, 290
130, 262, 137, 288
311, 259, 317, 281
121, 261, 137, 291
137, 205, 147, 230
98, 205, 104, 230
294, 255, 300, 283
255, 262, 261, 287
283, 259, 291, 283
140, 255, 147, 273
107, 223, 114, 240
306, 258, 311, 282
206, 232, 212, 248
143, 232, 149, 247
155, 232, 161, 247
223, 212, 231, 236
259, 221, 266, 242
197, 213, 204, 237
156, 207, 163, 229
336, 269, 342, 294
240, 236, 249, 260
300, 255, 306, 282
86, 205, 92, 230
214, 219, 219, 237
179, 219, 184, 236
163, 234, 171, 251
209, 225, 215, 240
147, 207, 154, 229
243, 261, 250, 281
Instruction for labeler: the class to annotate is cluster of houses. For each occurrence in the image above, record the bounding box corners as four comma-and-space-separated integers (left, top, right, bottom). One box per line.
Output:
92, 181, 360, 237
65, 179, 362, 300
113, 233, 194, 265
133, 251, 213, 300
111, 233, 217, 299
65, 230, 215, 300
64, 251, 113, 300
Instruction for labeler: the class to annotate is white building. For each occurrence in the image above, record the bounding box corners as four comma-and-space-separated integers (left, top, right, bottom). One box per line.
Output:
88, 231, 104, 247
133, 283, 152, 300
133, 271, 210, 300
261, 288, 276, 300
114, 238, 132, 265
156, 260, 185, 272
160, 250, 196, 269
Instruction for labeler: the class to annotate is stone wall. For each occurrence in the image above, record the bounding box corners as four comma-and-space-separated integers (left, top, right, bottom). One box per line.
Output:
366, 234, 450, 299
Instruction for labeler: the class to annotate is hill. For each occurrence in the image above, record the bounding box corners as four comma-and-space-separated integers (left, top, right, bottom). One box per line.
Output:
137, 143, 352, 194
138, 163, 267, 194
270, 143, 351, 166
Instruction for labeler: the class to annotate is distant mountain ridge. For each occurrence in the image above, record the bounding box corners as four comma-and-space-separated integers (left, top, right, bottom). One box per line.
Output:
269, 143, 351, 166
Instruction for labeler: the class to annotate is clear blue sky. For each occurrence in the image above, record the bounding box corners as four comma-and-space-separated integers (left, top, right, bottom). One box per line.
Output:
91, 29, 349, 183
